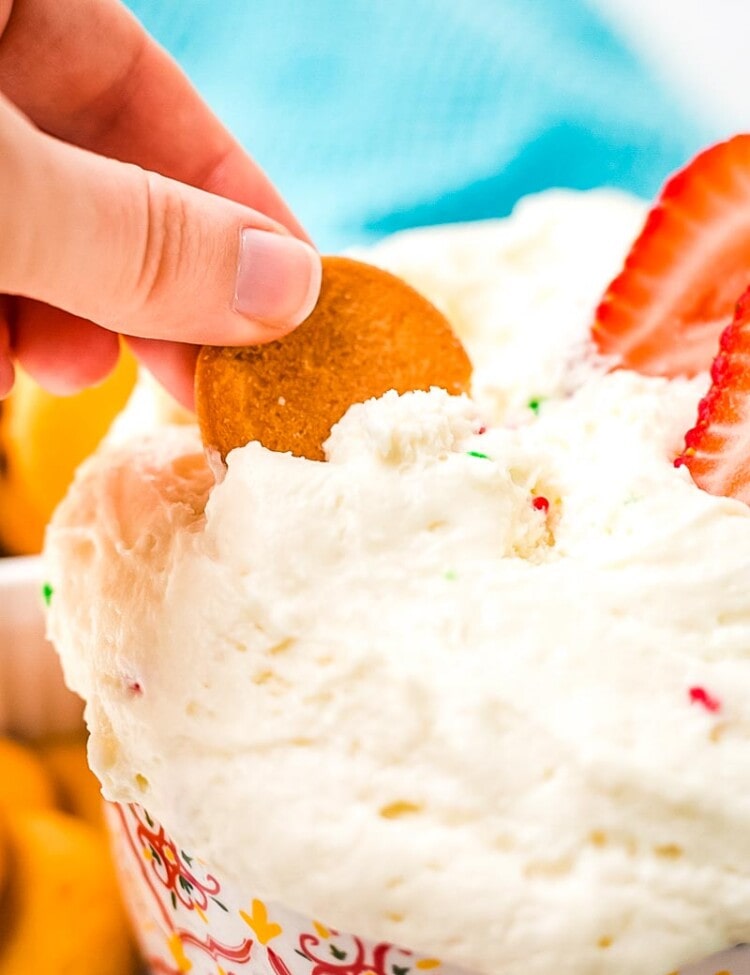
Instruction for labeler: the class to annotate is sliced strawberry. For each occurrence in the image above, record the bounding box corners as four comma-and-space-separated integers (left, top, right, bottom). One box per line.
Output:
677, 286, 750, 503
593, 134, 750, 377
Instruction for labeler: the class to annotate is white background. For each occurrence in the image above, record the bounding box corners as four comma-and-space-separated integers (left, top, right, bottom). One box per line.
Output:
593, 0, 750, 133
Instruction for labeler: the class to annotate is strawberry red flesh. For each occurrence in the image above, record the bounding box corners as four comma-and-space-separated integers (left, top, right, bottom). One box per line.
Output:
678, 286, 750, 503
593, 135, 750, 377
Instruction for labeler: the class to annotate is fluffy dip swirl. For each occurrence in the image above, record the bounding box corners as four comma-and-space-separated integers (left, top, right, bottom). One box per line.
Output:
45, 191, 750, 975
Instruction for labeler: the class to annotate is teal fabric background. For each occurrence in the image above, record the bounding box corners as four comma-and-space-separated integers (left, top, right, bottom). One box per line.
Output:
125, 0, 710, 251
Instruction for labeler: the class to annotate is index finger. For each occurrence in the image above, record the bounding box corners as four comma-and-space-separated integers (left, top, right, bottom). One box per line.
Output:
0, 0, 308, 237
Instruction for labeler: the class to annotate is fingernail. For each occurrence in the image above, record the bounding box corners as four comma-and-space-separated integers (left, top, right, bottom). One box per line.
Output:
235, 229, 321, 328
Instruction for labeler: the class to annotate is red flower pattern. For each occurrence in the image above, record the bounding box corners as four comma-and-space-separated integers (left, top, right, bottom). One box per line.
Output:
108, 803, 449, 975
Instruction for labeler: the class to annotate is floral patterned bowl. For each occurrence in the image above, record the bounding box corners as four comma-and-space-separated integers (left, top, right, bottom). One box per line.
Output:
106, 801, 750, 975
106, 802, 471, 975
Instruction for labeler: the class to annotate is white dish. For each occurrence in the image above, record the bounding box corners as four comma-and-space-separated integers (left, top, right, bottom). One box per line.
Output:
0, 554, 83, 737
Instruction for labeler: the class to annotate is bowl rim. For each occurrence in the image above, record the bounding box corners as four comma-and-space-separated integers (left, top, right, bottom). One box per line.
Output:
0, 554, 43, 586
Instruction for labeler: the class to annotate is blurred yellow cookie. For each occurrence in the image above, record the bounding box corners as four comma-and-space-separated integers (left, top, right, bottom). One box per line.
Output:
0, 738, 55, 813
0, 814, 7, 906
38, 735, 104, 829
0, 345, 137, 555
0, 808, 134, 975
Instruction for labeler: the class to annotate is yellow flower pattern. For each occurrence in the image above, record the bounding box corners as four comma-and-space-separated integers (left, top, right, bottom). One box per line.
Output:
167, 932, 193, 973
239, 898, 283, 945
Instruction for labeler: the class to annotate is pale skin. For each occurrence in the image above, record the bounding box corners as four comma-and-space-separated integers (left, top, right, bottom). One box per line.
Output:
0, 0, 322, 408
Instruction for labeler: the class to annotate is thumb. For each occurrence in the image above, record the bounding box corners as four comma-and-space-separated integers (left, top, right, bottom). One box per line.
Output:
0, 96, 321, 345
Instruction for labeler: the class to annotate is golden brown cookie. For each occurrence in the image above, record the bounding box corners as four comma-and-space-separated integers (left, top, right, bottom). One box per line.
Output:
196, 255, 472, 461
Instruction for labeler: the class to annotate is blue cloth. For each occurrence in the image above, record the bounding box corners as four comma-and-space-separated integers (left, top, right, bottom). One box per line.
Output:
125, 0, 712, 251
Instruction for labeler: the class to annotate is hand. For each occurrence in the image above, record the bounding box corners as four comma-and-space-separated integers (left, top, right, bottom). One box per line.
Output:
0, 0, 322, 408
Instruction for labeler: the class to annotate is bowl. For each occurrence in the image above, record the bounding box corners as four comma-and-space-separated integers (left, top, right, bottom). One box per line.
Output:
107, 798, 478, 975
0, 554, 83, 738
105, 800, 750, 975
2, 556, 749, 975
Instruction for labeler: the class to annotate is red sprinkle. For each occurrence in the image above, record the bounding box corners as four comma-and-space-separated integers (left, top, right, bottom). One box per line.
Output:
128, 681, 143, 696
532, 496, 550, 513
688, 686, 721, 712
476, 425, 487, 435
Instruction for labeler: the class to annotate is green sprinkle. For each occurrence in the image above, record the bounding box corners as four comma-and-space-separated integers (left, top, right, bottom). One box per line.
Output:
467, 450, 491, 460
444, 570, 457, 581
528, 397, 545, 414
624, 494, 643, 506
41, 582, 54, 607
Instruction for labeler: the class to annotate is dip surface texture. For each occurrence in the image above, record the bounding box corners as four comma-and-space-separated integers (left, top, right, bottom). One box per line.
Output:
45, 191, 750, 975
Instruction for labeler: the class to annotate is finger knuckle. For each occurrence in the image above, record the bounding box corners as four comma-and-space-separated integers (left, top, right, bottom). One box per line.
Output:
0, 98, 34, 290
131, 170, 188, 320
